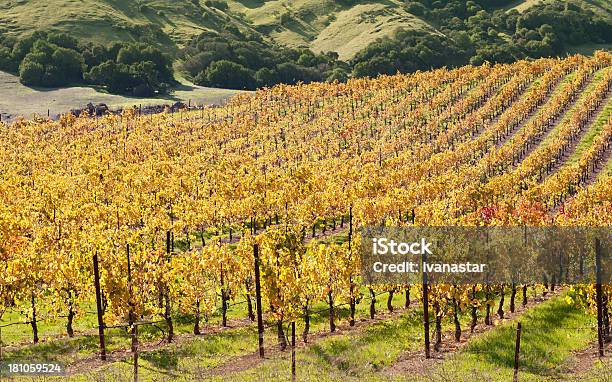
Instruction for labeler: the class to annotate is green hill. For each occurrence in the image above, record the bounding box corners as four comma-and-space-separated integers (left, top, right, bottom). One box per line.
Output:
2, 0, 604, 56
0, 0, 247, 52
1, 0, 610, 61
504, 0, 611, 16
227, 0, 437, 60
0, 0, 437, 60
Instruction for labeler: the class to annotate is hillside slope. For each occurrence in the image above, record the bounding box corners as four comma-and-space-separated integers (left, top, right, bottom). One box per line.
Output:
226, 0, 437, 60
0, 0, 436, 59
0, 0, 610, 60
0, 0, 256, 52
504, 0, 611, 18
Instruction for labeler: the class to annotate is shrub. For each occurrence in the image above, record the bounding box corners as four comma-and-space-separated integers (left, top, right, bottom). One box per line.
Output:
204, 0, 228, 11
197, 60, 255, 89
18, 60, 45, 86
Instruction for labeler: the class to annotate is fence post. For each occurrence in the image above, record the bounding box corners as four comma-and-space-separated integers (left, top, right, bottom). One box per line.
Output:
291, 321, 296, 382
254, 244, 265, 358
513, 322, 522, 382
423, 251, 430, 359
127, 244, 138, 382
93, 254, 107, 361
132, 324, 138, 382
595, 238, 604, 357
0, 326, 4, 382
348, 206, 353, 249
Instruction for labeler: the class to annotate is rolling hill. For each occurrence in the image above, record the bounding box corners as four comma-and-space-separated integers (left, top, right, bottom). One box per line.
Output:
1, 0, 608, 61
226, 0, 437, 60
0, 0, 436, 60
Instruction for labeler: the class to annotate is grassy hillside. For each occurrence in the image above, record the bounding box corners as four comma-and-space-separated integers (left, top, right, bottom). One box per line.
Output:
227, 0, 436, 60
0, 0, 256, 52
504, 0, 612, 19
0, 0, 436, 59
0, 0, 609, 61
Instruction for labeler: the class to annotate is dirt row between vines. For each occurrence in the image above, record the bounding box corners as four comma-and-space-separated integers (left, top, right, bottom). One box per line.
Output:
510, 70, 599, 171
492, 70, 569, 151
64, 287, 562, 378
65, 296, 414, 376
382, 288, 564, 377
585, 130, 612, 186
546, 94, 611, 179
566, 340, 611, 378
201, 289, 564, 378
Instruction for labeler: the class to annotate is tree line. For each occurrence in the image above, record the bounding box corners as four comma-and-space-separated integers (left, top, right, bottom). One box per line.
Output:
178, 29, 350, 90
352, 0, 611, 76
0, 31, 174, 96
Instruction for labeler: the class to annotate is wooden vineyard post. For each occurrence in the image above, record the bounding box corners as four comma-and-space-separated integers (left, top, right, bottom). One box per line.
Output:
422, 251, 430, 359
595, 238, 604, 357
127, 244, 138, 382
30, 293, 39, 344
164, 231, 174, 342
348, 205, 356, 327
348, 206, 353, 246
513, 322, 522, 382
93, 254, 107, 361
254, 244, 265, 358
1, 326, 3, 378
291, 321, 296, 382
0, 326, 5, 382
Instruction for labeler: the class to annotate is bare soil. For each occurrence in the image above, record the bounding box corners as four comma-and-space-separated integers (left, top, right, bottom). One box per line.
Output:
383, 288, 563, 377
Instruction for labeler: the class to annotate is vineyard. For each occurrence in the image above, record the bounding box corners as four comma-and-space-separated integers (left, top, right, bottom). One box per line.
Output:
0, 52, 611, 381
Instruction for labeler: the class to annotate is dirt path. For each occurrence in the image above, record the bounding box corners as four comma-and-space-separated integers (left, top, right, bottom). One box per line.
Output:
54, 284, 560, 378
383, 288, 563, 377
493, 72, 568, 150
510, 72, 599, 171
551, 150, 611, 214
0, 70, 240, 122
585, 142, 612, 186
64, 317, 254, 376
546, 94, 611, 178
63, 292, 411, 377
564, 340, 611, 380
548, 97, 611, 213
199, 289, 561, 379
